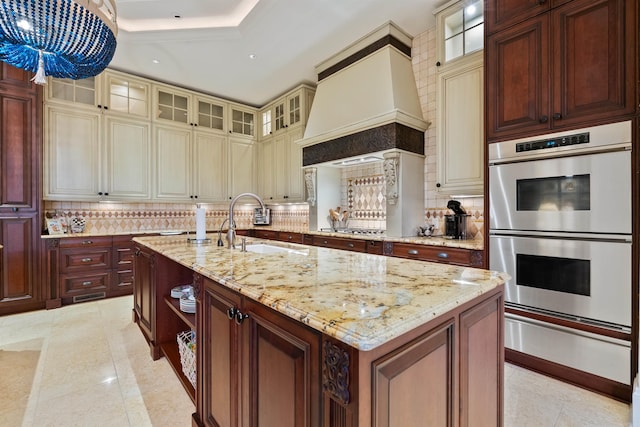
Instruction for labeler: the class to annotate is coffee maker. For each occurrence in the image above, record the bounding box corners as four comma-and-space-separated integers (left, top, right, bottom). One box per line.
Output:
445, 200, 469, 239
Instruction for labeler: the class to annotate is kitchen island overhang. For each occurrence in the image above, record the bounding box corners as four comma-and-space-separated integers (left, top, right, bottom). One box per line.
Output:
132, 235, 508, 426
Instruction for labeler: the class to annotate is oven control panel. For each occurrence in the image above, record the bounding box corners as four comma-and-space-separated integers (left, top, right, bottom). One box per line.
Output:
516, 132, 589, 152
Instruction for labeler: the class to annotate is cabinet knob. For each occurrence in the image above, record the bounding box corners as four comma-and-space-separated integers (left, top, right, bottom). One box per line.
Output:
436, 61, 441, 67
348, 243, 354, 248
408, 249, 419, 255
437, 252, 449, 259
97, 105, 102, 109
81, 257, 93, 263
539, 115, 549, 123
82, 281, 93, 286
103, 106, 108, 110
82, 240, 93, 245
436, 183, 441, 188
552, 113, 562, 120
98, 192, 103, 195
227, 307, 238, 320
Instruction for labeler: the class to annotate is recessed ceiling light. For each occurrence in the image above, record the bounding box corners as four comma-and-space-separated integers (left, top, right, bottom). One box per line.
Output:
152, 59, 160, 64
248, 54, 257, 59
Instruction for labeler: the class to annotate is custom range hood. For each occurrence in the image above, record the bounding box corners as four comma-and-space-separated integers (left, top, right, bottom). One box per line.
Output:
300, 21, 429, 166
301, 22, 429, 237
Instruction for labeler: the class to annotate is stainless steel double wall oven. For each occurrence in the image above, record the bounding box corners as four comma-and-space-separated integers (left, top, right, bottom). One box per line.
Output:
489, 121, 632, 385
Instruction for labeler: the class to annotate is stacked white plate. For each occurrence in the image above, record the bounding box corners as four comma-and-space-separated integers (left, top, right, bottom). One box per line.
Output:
171, 284, 193, 298
180, 294, 196, 313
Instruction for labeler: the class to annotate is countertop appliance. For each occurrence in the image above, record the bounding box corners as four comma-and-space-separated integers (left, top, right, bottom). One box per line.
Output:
489, 120, 632, 387
253, 207, 271, 225
445, 200, 469, 239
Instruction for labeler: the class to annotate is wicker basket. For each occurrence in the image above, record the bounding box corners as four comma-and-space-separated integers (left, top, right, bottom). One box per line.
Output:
177, 330, 196, 388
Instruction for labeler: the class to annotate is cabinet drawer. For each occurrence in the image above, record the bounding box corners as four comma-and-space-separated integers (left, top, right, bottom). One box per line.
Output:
391, 243, 474, 266
275, 232, 304, 244
366, 240, 384, 255
59, 236, 112, 249
61, 271, 111, 296
254, 229, 279, 240
312, 236, 366, 252
60, 248, 112, 272
114, 269, 134, 289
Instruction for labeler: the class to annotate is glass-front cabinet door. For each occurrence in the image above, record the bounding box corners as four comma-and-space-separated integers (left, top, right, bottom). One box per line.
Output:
153, 85, 192, 126
47, 76, 97, 107
229, 105, 256, 138
103, 72, 151, 119
436, 0, 484, 66
196, 96, 225, 132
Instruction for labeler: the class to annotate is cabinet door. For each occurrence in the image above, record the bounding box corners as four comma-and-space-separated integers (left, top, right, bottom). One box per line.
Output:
485, 15, 550, 142
551, 0, 636, 129
154, 86, 191, 126
44, 106, 101, 199
373, 323, 454, 427
228, 138, 256, 197
133, 247, 155, 343
102, 71, 151, 119
229, 106, 256, 138
243, 299, 321, 427
0, 90, 38, 209
200, 280, 242, 427
193, 131, 228, 202
436, 60, 483, 195
154, 125, 192, 200
287, 127, 305, 201
258, 138, 275, 201
0, 215, 41, 314
459, 293, 503, 426
485, 0, 550, 34
103, 116, 151, 200
0, 63, 37, 93
273, 133, 289, 200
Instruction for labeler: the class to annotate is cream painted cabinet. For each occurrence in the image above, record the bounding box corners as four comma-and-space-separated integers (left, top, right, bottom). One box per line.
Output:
258, 138, 275, 201
435, 57, 484, 196
259, 85, 315, 139
259, 127, 304, 203
193, 131, 228, 202
229, 104, 256, 139
44, 105, 151, 201
228, 137, 256, 198
47, 69, 152, 120
154, 125, 228, 202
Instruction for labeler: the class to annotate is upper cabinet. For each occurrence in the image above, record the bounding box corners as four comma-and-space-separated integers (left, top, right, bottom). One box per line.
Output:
434, 0, 484, 196
47, 69, 152, 120
485, 0, 637, 142
229, 103, 257, 139
259, 85, 315, 139
485, 0, 572, 35
153, 84, 229, 133
435, 0, 484, 68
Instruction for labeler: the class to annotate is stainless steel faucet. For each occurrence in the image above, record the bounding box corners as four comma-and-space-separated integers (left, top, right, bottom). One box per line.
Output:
227, 192, 266, 249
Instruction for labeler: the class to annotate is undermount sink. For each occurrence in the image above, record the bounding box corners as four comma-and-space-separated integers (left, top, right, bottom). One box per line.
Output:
244, 243, 308, 256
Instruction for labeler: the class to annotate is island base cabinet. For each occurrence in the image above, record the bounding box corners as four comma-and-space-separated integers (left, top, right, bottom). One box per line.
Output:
196, 278, 322, 427
321, 288, 503, 427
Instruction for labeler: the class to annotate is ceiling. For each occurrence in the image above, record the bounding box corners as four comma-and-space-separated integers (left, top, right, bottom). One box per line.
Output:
110, 0, 444, 107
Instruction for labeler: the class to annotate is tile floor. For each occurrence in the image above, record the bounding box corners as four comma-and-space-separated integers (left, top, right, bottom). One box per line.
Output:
0, 296, 632, 426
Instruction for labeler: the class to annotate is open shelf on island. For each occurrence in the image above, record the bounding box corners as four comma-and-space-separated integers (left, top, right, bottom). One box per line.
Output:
164, 295, 196, 330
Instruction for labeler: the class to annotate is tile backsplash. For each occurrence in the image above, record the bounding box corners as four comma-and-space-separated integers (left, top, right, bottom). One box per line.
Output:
44, 201, 309, 235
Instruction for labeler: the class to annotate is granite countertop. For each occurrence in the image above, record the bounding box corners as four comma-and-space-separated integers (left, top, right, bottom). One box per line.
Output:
133, 234, 507, 351
41, 227, 484, 250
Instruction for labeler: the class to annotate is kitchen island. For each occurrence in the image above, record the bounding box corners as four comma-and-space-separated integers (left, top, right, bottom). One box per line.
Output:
132, 234, 508, 427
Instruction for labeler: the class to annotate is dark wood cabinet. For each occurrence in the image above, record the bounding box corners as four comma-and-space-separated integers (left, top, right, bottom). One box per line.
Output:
133, 245, 155, 346
0, 64, 43, 316
0, 215, 42, 315
485, 0, 572, 34
197, 277, 321, 427
44, 235, 136, 307
485, 0, 637, 142
275, 231, 304, 244
312, 235, 367, 252
389, 242, 483, 267
112, 235, 135, 294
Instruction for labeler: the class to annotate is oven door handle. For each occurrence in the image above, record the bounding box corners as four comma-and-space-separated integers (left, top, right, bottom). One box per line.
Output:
489, 229, 632, 243
505, 312, 631, 345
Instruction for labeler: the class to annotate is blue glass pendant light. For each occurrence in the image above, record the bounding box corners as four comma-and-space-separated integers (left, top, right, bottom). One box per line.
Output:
0, 0, 117, 84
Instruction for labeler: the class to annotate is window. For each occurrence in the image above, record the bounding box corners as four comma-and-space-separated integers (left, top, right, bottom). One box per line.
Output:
440, 0, 484, 64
